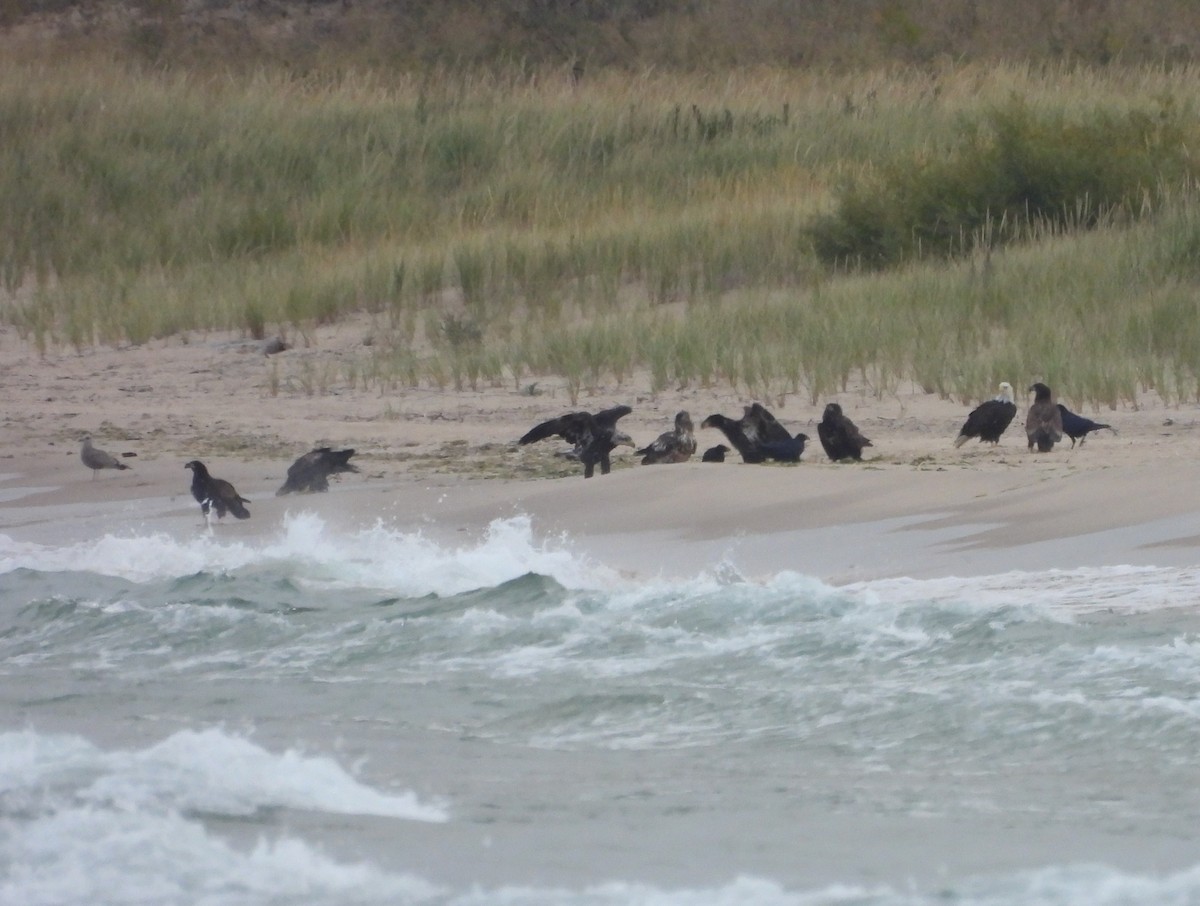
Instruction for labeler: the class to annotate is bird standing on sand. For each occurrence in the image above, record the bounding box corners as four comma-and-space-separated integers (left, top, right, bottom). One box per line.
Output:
701, 413, 766, 463
185, 460, 250, 525
519, 405, 634, 478
817, 403, 873, 462
701, 402, 794, 464
637, 411, 697, 464
741, 403, 794, 448
954, 381, 1018, 448
1056, 404, 1117, 448
1026, 383, 1064, 453
81, 437, 131, 479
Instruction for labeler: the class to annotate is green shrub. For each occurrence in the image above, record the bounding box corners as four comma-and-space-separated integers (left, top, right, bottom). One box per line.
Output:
812, 97, 1196, 268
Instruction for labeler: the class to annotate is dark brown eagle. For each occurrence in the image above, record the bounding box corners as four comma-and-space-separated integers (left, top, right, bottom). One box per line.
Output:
700, 402, 794, 463
277, 448, 358, 495
1026, 383, 1064, 453
817, 402, 873, 462
185, 460, 251, 524
519, 405, 634, 478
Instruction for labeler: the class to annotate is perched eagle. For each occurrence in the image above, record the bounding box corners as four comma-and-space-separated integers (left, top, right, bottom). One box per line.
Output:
185, 460, 251, 524
700, 402, 793, 463
1056, 404, 1117, 448
817, 403, 873, 462
80, 437, 131, 479
1025, 383, 1064, 453
638, 411, 697, 464
954, 381, 1018, 448
277, 448, 358, 495
519, 405, 633, 478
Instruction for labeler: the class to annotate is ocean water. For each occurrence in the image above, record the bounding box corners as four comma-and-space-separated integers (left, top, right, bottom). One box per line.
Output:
1, 511, 1198, 905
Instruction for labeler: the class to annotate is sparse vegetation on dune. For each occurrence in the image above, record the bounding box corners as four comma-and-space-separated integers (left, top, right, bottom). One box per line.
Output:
5, 0, 1200, 71
4, 51, 1200, 408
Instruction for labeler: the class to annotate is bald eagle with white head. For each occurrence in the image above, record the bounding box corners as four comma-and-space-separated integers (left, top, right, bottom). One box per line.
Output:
954, 381, 1018, 448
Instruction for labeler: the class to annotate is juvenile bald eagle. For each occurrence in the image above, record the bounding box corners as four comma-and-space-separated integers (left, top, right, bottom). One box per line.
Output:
185, 460, 250, 524
80, 437, 131, 479
638, 411, 697, 464
817, 403, 872, 462
742, 403, 793, 446
701, 413, 765, 463
1026, 383, 1064, 453
954, 381, 1018, 447
700, 403, 792, 463
1057, 404, 1117, 448
277, 448, 358, 495
519, 405, 633, 478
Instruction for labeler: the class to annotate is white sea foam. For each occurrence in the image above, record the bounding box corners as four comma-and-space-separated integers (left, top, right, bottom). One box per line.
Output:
427, 863, 1200, 906
3, 514, 1199, 618
847, 564, 1200, 616
5, 509, 1200, 905
0, 727, 447, 822
0, 807, 444, 906
5, 816, 1199, 906
0, 513, 620, 596
0, 728, 450, 904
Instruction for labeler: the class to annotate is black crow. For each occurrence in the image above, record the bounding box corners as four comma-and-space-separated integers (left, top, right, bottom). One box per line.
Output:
701, 413, 765, 463
1056, 404, 1117, 448
759, 432, 809, 463
700, 403, 792, 463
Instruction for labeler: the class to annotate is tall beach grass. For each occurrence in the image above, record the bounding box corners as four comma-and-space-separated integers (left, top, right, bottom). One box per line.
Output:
4, 59, 1200, 405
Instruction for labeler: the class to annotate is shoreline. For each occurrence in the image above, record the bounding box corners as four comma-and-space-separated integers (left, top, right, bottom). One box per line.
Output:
4, 453, 1200, 584
3, 322, 1200, 583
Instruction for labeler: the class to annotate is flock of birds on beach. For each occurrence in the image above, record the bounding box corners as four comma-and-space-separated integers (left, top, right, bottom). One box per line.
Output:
81, 440, 360, 525
518, 380, 1116, 479
77, 381, 1117, 522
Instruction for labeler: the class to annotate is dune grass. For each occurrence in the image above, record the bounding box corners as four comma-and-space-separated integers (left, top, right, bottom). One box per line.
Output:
5, 58, 1200, 406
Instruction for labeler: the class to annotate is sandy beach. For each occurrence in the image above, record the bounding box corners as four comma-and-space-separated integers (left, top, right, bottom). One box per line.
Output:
6, 320, 1200, 906
4, 317, 1200, 583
